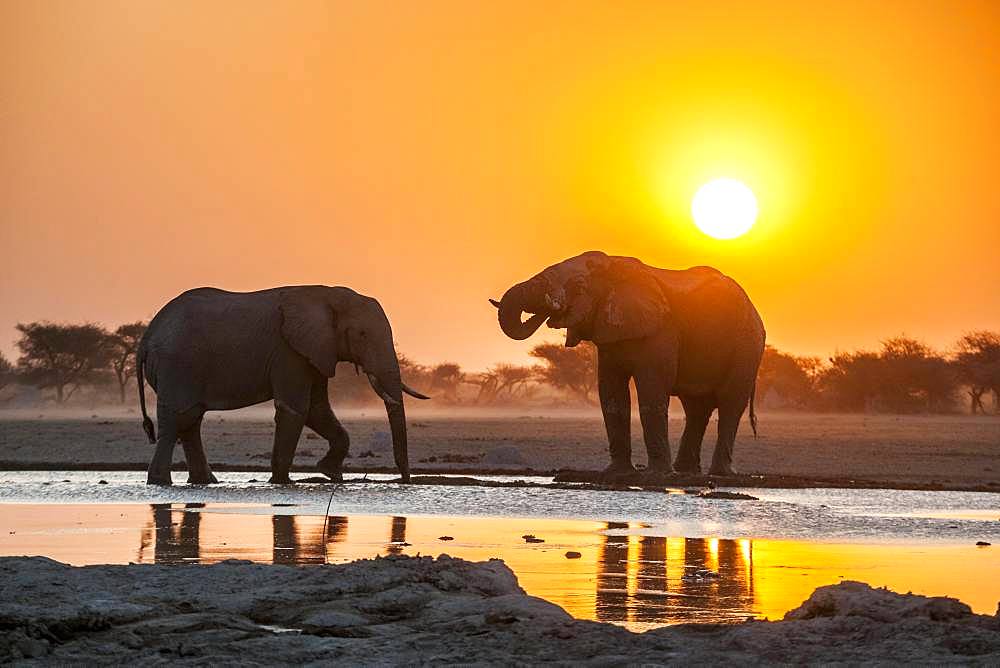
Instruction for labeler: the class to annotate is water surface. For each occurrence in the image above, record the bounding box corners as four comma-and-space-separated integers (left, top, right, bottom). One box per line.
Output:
1, 471, 998, 629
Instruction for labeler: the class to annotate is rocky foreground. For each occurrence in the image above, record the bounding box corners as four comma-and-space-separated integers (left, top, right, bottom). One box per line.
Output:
2, 556, 999, 665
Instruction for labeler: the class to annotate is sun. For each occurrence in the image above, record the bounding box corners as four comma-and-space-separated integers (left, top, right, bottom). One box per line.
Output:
691, 178, 759, 239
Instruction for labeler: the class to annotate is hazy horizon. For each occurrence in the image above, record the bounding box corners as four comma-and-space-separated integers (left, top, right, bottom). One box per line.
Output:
3, 1, 998, 371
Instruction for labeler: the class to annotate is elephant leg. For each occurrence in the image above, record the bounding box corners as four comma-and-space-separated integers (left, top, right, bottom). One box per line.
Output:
305, 377, 349, 481
597, 351, 634, 475
147, 401, 179, 485
179, 414, 218, 485
270, 405, 305, 484
633, 369, 673, 474
674, 395, 714, 473
709, 394, 749, 476
308, 405, 350, 482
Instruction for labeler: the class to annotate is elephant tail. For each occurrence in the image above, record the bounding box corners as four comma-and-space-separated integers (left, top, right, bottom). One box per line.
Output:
137, 347, 156, 444
749, 381, 758, 438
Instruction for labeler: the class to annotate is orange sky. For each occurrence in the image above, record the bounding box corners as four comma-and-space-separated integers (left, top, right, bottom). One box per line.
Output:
2, 0, 999, 371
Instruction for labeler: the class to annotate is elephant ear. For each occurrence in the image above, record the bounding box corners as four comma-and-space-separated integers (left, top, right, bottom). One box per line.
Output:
590, 259, 670, 344
279, 291, 339, 377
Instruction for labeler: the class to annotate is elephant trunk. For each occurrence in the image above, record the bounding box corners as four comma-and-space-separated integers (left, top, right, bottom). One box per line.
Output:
496, 282, 549, 340
366, 370, 410, 483
386, 401, 409, 483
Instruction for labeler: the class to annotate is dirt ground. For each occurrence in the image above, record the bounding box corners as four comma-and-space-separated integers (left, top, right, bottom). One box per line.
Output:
1, 407, 998, 490
2, 554, 999, 664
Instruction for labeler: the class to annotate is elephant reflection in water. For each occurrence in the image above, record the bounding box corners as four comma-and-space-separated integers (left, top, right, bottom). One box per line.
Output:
142, 507, 409, 565
385, 516, 409, 555
272, 515, 348, 565
136, 503, 204, 564
595, 523, 755, 624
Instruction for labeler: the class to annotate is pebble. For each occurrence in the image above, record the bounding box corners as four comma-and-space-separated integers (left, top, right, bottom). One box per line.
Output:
438, 536, 454, 541
565, 551, 582, 559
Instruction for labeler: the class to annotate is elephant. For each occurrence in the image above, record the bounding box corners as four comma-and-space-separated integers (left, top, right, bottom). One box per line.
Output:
137, 285, 428, 485
491, 251, 765, 477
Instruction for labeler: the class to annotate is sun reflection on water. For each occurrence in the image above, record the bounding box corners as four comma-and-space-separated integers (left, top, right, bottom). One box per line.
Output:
3, 503, 999, 630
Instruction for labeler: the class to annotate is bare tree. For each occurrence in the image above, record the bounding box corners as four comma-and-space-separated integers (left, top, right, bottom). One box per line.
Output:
106, 321, 147, 403
954, 331, 1000, 414
530, 342, 598, 405
15, 322, 114, 403
470, 364, 535, 405
427, 363, 466, 404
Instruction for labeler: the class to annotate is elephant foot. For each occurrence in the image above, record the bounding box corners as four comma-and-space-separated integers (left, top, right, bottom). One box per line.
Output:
642, 464, 675, 481
187, 472, 219, 485
316, 458, 344, 482
708, 466, 736, 477
674, 463, 701, 475
601, 461, 637, 483
268, 474, 295, 485
146, 474, 173, 486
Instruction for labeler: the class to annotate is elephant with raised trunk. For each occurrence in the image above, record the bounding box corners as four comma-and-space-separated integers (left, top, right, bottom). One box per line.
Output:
492, 251, 764, 477
137, 286, 428, 485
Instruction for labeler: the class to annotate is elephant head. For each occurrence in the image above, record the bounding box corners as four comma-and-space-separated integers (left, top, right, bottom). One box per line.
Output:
491, 251, 671, 347
279, 286, 428, 482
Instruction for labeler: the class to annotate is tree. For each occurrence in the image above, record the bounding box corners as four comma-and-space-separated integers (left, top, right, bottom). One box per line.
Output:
954, 331, 1000, 414
396, 352, 432, 393
756, 345, 821, 408
15, 322, 114, 403
470, 364, 535, 405
530, 342, 598, 404
427, 363, 466, 404
816, 349, 882, 412
0, 352, 15, 391
816, 337, 957, 413
106, 321, 147, 403
877, 336, 957, 413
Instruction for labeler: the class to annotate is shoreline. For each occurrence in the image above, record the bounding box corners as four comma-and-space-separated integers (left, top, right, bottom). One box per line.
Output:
2, 462, 1000, 493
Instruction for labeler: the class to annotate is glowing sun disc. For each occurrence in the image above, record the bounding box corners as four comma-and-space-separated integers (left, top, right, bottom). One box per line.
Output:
691, 178, 758, 239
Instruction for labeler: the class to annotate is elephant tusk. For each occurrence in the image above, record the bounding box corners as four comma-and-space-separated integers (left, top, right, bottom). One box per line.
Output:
401, 382, 431, 400
489, 299, 501, 309
367, 373, 401, 406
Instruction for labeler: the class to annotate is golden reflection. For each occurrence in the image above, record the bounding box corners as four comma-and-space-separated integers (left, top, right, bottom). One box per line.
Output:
4, 504, 999, 630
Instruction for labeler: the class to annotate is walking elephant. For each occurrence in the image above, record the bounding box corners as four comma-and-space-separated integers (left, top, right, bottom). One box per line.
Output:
137, 286, 428, 485
491, 251, 765, 476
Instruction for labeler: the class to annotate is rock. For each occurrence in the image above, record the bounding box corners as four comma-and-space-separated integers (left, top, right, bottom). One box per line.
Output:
565, 552, 582, 559
784, 580, 973, 623
300, 609, 369, 633
438, 536, 454, 541
97, 480, 108, 485
977, 541, 991, 546
523, 536, 544, 544
482, 445, 528, 467
2, 557, 1000, 664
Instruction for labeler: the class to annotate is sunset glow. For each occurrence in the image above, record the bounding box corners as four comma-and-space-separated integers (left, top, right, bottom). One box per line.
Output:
1, 1, 998, 367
